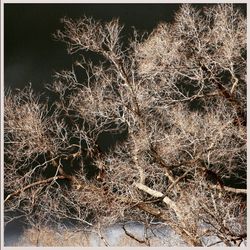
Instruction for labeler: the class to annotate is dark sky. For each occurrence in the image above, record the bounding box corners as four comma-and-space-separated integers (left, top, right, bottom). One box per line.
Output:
4, 4, 180, 92
4, 3, 246, 93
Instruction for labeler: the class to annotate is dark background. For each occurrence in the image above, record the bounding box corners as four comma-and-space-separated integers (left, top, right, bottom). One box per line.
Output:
3, 4, 247, 245
4, 4, 181, 92
4, 4, 246, 93
4, 5, 182, 244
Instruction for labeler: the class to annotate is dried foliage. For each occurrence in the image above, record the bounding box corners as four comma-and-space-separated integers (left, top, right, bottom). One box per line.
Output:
4, 4, 246, 246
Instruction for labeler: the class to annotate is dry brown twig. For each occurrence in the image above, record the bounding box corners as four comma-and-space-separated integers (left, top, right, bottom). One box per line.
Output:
4, 4, 246, 247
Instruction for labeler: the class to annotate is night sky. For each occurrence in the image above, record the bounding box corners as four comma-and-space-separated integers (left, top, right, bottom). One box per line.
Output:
4, 3, 246, 93
3, 3, 247, 245
4, 4, 181, 92
4, 5, 182, 241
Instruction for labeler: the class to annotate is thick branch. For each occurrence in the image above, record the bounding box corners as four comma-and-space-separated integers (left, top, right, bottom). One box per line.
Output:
134, 183, 183, 219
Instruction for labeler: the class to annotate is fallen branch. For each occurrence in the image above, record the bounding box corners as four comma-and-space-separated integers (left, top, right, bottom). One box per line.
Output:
135, 183, 163, 198
134, 183, 183, 218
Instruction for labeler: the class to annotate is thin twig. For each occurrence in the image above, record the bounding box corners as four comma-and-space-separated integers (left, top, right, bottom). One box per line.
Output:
4, 175, 67, 203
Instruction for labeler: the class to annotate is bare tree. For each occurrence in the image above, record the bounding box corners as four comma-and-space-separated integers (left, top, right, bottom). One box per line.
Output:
4, 4, 246, 246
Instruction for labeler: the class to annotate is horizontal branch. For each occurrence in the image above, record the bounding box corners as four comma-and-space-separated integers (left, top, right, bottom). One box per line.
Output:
4, 175, 67, 203
210, 184, 247, 195
168, 92, 220, 105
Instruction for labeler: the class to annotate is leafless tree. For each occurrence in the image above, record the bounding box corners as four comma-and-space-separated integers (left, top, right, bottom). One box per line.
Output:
4, 4, 246, 246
